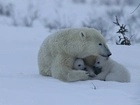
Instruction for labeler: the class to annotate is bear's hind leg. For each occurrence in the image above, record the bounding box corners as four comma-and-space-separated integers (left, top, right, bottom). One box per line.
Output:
38, 51, 52, 76
105, 73, 118, 82
39, 64, 52, 76
105, 72, 130, 82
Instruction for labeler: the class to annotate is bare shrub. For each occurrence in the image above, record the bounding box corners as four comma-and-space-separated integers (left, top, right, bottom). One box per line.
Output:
43, 10, 72, 30
0, 3, 14, 17
107, 7, 124, 21
43, 18, 72, 30
11, 3, 38, 27
82, 17, 108, 38
72, 0, 86, 4
23, 6, 38, 27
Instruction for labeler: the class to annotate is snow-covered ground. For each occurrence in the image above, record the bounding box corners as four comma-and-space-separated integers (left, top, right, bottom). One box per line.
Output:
0, 26, 140, 105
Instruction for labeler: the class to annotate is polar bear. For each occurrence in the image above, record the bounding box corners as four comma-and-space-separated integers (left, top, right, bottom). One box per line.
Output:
73, 58, 96, 77
38, 27, 112, 82
94, 55, 131, 82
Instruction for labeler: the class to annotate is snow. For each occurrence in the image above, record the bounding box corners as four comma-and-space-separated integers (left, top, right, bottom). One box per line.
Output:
0, 0, 140, 46
0, 25, 140, 105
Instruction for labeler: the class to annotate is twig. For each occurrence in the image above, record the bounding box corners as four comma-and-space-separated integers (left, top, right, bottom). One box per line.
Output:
91, 82, 97, 90
113, 16, 120, 26
131, 3, 140, 14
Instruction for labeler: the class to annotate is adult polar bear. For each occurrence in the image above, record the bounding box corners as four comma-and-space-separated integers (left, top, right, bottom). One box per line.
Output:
38, 28, 111, 82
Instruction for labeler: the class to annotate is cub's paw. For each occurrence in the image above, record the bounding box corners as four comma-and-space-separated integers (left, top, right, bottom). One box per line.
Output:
88, 74, 96, 80
89, 74, 96, 78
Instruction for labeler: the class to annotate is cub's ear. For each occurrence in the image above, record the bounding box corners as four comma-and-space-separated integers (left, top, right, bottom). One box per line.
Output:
79, 31, 86, 40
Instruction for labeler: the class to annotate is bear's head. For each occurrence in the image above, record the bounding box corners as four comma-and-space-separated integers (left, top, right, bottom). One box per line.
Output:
62, 28, 111, 58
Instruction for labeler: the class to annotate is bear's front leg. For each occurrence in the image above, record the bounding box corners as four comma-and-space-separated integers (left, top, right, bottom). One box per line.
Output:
51, 54, 90, 82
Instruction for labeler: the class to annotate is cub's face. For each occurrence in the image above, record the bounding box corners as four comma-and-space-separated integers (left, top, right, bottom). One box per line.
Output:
73, 59, 86, 70
94, 56, 107, 68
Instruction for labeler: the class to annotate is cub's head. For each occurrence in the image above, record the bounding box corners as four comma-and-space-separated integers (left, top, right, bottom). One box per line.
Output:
73, 59, 86, 70
94, 55, 107, 68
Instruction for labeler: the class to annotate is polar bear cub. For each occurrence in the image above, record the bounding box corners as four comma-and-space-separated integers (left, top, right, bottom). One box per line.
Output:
94, 56, 130, 82
73, 59, 96, 77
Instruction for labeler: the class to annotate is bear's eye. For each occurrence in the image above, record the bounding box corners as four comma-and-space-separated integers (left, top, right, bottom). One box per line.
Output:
97, 62, 100, 64
99, 43, 102, 46
78, 64, 81, 67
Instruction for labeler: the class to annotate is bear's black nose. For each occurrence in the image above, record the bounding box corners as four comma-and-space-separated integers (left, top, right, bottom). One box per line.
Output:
108, 53, 112, 57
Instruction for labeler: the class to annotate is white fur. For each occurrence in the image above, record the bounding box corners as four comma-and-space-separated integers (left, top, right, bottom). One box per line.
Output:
73, 59, 86, 70
94, 56, 131, 82
38, 28, 111, 82
73, 59, 96, 77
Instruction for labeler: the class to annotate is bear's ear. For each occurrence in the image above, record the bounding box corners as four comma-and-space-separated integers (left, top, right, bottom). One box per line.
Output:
79, 31, 86, 40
